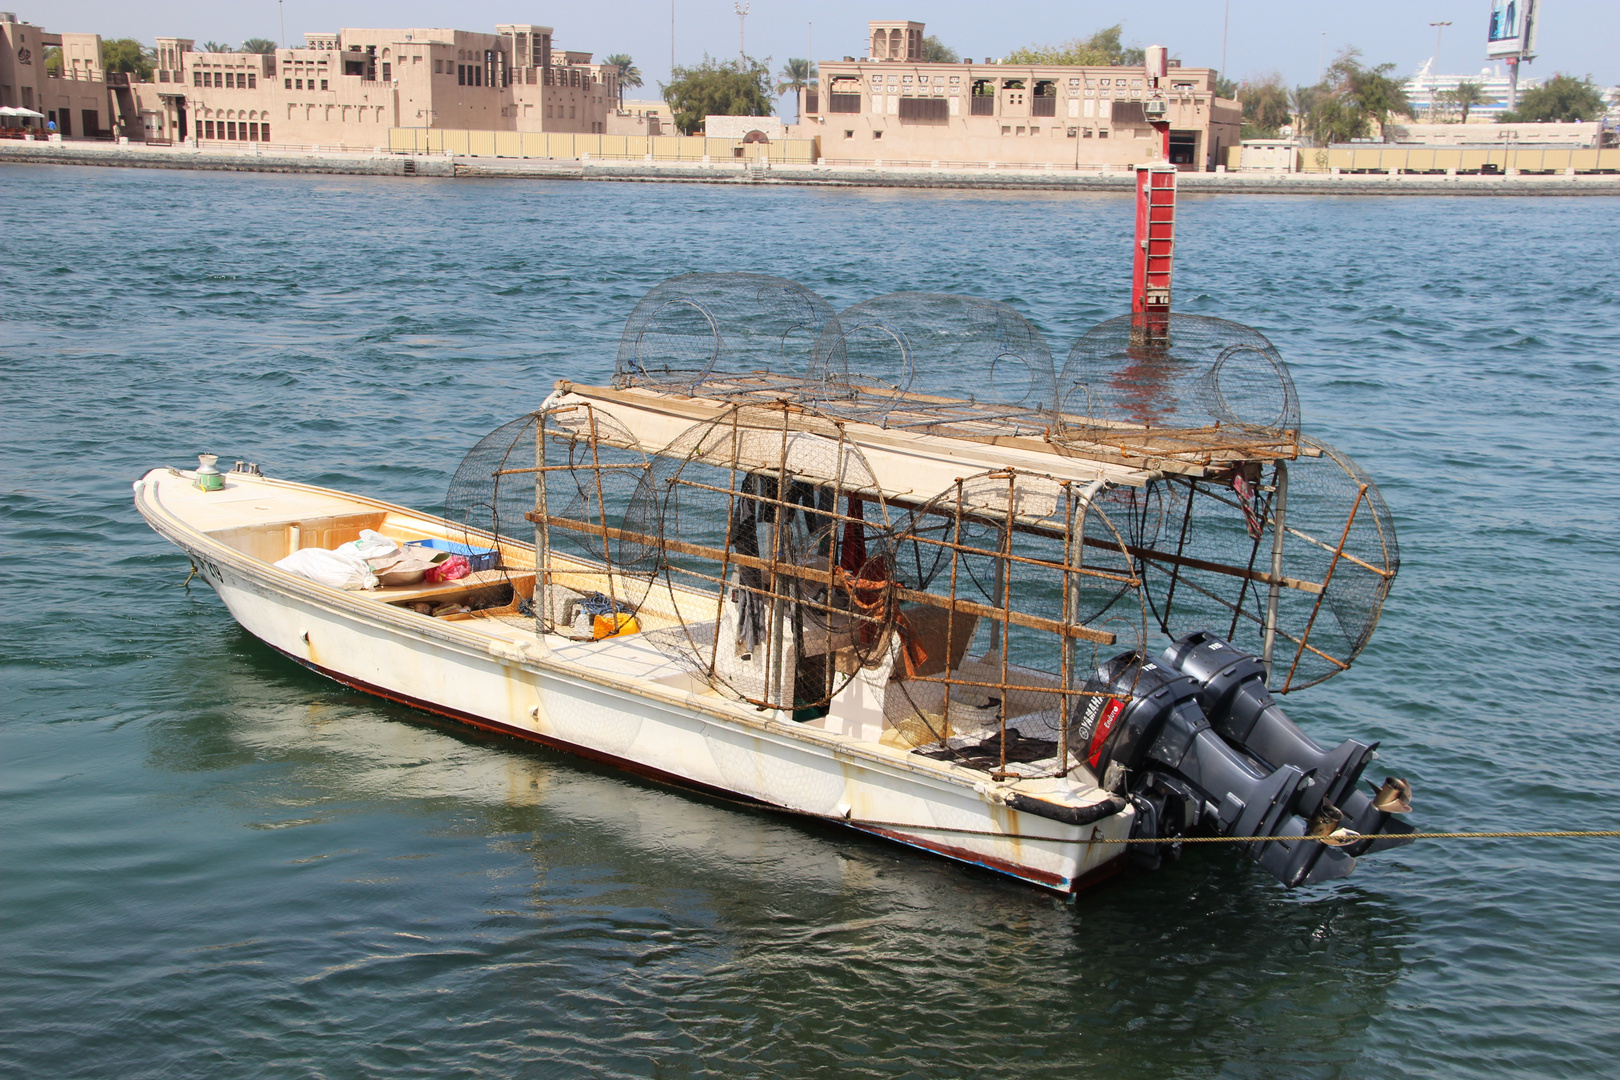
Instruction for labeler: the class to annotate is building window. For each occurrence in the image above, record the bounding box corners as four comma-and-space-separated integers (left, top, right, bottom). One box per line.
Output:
249, 123, 259, 140
1083, 128, 1093, 137
284, 78, 292, 89
195, 71, 203, 86
545, 104, 552, 117
458, 64, 466, 85
1099, 129, 1109, 138
295, 79, 303, 90
262, 123, 270, 141
1001, 125, 1011, 135
873, 130, 882, 139
248, 74, 256, 89
569, 106, 575, 118
898, 97, 948, 121
382, 63, 390, 81
203, 120, 212, 138
844, 129, 854, 139
435, 59, 442, 73
320, 80, 328, 90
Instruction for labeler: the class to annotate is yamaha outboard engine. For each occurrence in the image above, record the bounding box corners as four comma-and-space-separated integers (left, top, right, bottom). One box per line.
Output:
1160, 631, 1415, 857
1074, 635, 1413, 887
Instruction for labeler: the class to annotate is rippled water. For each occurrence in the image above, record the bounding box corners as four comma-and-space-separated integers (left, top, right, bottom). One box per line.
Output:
3, 163, 1618, 1078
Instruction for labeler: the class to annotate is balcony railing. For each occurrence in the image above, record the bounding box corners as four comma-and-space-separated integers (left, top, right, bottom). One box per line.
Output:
970, 96, 995, 116
1032, 96, 1056, 117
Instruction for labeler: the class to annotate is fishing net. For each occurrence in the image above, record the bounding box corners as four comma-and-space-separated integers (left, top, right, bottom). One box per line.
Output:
807, 293, 1059, 435
444, 405, 653, 631
1057, 313, 1300, 459
622, 404, 901, 712
879, 471, 1147, 773
613, 273, 842, 398
1118, 436, 1399, 692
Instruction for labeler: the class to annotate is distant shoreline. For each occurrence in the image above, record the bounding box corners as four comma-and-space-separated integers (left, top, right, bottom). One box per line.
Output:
5, 141, 1617, 196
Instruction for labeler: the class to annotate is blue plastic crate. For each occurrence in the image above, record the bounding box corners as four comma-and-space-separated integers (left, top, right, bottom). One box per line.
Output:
407, 538, 500, 573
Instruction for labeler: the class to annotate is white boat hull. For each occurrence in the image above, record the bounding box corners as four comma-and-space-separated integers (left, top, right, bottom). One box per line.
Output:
135, 469, 1134, 892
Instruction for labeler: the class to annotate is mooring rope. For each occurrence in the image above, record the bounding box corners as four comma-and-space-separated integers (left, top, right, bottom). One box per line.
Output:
823, 816, 1620, 846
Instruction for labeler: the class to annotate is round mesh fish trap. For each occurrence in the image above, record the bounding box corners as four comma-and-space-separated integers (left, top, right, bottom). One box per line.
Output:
1058, 313, 1300, 438
809, 293, 1059, 433
1128, 437, 1398, 692
613, 273, 841, 397
623, 406, 900, 712
444, 405, 654, 631
882, 472, 1146, 772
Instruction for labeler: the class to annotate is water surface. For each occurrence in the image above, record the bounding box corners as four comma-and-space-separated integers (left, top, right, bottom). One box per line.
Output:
2, 164, 1618, 1078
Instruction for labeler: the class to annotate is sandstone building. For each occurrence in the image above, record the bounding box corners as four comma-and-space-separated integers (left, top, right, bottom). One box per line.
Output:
800, 19, 1240, 170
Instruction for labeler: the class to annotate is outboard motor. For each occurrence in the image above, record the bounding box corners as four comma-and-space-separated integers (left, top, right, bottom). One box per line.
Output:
1160, 631, 1415, 856
1075, 651, 1358, 887
1074, 636, 1414, 886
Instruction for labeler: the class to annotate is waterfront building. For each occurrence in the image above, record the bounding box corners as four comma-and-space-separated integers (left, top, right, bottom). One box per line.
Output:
0, 12, 117, 137
608, 97, 674, 137
132, 26, 613, 149
798, 19, 1239, 170
4, 11, 614, 149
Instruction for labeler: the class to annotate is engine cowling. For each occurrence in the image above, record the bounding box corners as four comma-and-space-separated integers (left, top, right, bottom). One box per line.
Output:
1073, 635, 1413, 886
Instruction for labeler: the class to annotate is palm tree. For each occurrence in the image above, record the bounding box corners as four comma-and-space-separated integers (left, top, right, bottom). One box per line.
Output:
602, 54, 642, 108
201, 41, 232, 54
775, 57, 816, 98
1440, 81, 1494, 123
241, 38, 277, 55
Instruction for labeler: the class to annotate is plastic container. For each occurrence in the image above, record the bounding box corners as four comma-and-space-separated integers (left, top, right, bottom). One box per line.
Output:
592, 613, 639, 640
407, 538, 499, 573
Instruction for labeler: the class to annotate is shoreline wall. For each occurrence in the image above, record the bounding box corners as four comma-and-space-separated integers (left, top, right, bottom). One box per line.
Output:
4, 141, 1618, 196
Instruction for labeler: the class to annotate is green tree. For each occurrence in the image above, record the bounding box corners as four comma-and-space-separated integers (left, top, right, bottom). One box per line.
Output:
240, 38, 277, 55
603, 54, 642, 106
1438, 81, 1494, 123
1239, 73, 1291, 137
44, 45, 61, 75
1499, 73, 1607, 122
920, 35, 958, 64
1005, 24, 1142, 67
201, 42, 232, 54
662, 55, 773, 136
1303, 49, 1411, 143
775, 58, 815, 96
101, 38, 155, 79
1213, 74, 1237, 99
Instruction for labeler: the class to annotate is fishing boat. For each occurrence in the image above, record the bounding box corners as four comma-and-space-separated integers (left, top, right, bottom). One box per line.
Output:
135, 174, 1415, 894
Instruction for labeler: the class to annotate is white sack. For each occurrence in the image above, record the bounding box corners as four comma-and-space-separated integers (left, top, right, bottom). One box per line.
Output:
273, 547, 380, 590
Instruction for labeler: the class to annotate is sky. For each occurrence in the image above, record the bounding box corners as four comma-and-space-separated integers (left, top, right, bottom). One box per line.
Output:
41, 0, 1620, 103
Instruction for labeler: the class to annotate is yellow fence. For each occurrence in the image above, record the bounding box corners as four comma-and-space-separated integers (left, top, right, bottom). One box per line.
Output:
1292, 145, 1620, 174
389, 128, 818, 164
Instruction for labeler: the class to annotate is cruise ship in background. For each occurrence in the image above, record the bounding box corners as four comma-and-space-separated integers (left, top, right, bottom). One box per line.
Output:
1403, 59, 1620, 124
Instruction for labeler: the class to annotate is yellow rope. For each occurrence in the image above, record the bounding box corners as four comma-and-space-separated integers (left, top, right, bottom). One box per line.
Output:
836, 819, 1620, 845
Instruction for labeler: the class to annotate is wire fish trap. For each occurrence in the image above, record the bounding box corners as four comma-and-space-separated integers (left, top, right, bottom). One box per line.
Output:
613, 272, 842, 400
618, 403, 903, 714
808, 292, 1060, 435
1118, 435, 1399, 691
1056, 313, 1301, 463
882, 470, 1147, 773
444, 404, 655, 632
